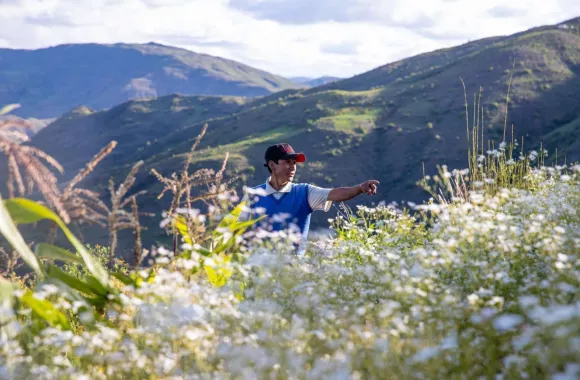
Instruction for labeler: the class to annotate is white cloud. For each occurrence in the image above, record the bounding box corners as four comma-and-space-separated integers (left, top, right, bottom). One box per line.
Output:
0, 0, 578, 77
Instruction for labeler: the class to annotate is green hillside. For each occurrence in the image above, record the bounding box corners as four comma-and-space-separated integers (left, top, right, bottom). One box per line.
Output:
0, 42, 303, 118
9, 17, 580, 256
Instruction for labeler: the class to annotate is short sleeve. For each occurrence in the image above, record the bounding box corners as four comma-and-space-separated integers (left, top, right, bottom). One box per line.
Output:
307, 185, 332, 212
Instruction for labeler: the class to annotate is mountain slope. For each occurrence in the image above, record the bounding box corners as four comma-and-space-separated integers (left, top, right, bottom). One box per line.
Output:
9, 17, 580, 256
290, 76, 342, 87
28, 94, 247, 176
0, 42, 302, 118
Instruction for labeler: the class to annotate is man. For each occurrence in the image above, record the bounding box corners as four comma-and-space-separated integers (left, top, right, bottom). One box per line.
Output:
240, 143, 379, 255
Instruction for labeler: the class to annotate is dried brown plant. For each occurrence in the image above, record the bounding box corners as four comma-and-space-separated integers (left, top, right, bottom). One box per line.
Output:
61, 141, 118, 226
131, 196, 144, 267
0, 116, 69, 222
0, 246, 19, 276
47, 141, 117, 242
105, 160, 151, 269
150, 123, 235, 253
0, 244, 35, 286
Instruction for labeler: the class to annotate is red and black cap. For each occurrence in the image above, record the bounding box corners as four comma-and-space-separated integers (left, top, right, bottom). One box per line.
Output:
264, 143, 306, 167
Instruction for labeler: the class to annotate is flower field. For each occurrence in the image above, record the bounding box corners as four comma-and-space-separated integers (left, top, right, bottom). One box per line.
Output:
1, 163, 579, 379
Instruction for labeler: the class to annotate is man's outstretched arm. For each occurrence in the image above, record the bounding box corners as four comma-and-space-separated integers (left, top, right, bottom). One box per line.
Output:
327, 180, 379, 202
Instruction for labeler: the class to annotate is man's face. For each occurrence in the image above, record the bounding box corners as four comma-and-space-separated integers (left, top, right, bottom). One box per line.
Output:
271, 158, 296, 182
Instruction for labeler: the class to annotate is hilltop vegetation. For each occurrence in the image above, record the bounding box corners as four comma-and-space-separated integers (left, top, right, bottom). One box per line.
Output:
0, 42, 302, 118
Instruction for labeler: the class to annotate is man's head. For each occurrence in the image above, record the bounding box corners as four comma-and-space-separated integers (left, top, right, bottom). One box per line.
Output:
264, 143, 306, 181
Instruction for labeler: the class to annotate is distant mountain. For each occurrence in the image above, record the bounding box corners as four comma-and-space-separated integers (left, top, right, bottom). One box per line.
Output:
6, 17, 580, 256
291, 76, 342, 87
0, 42, 303, 118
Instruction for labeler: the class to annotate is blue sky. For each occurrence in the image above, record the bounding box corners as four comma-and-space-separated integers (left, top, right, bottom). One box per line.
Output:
1, 0, 579, 77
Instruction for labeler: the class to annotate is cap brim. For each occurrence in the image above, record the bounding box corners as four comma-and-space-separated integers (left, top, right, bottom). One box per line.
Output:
283, 153, 306, 162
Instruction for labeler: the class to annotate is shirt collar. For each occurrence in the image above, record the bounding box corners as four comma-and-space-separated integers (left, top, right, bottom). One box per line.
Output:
265, 177, 293, 195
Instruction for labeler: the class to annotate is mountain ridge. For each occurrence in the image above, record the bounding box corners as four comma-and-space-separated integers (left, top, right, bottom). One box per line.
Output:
290, 76, 342, 87
0, 42, 303, 118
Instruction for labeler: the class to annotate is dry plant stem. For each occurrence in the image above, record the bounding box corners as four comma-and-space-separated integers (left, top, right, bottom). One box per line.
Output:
503, 61, 515, 143
65, 141, 117, 193
12, 148, 69, 222
48, 223, 58, 244
46, 141, 117, 249
183, 124, 208, 176
131, 196, 142, 268
151, 123, 236, 255
108, 178, 119, 270
106, 160, 147, 270
0, 247, 17, 275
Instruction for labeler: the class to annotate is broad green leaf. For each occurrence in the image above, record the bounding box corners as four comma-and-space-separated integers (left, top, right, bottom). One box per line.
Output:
20, 290, 71, 330
36, 243, 83, 264
84, 275, 110, 297
46, 265, 104, 298
0, 277, 18, 340
228, 218, 263, 233
213, 235, 236, 255
5, 198, 109, 287
217, 201, 247, 229
213, 216, 262, 254
0, 103, 20, 116
0, 195, 44, 278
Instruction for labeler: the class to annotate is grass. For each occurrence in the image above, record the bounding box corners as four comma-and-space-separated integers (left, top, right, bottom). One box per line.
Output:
172, 126, 300, 160
317, 108, 380, 134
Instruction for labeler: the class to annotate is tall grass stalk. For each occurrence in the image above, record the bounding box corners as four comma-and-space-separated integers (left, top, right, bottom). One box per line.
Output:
422, 77, 547, 203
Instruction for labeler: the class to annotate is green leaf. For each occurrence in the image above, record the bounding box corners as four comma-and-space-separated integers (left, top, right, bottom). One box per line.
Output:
5, 198, 109, 287
174, 215, 193, 245
36, 243, 83, 264
228, 218, 263, 233
204, 255, 233, 287
0, 277, 17, 340
46, 265, 105, 298
0, 103, 20, 116
217, 201, 247, 229
0, 195, 44, 278
213, 235, 236, 255
84, 275, 110, 298
211, 201, 262, 255
20, 290, 71, 330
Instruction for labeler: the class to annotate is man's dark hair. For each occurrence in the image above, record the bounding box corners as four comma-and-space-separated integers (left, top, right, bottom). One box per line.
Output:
264, 159, 278, 173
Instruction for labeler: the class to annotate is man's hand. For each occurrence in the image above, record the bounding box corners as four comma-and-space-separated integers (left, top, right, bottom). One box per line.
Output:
359, 180, 379, 195
328, 180, 380, 202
